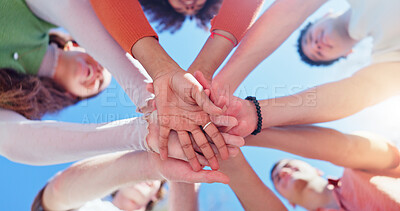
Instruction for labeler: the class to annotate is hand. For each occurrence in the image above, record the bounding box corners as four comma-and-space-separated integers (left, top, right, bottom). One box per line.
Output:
148, 152, 230, 184
195, 71, 258, 137
146, 111, 245, 164
136, 97, 156, 114
152, 70, 231, 171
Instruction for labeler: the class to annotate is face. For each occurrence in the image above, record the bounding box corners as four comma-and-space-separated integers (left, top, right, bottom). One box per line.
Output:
301, 14, 354, 63
271, 159, 320, 204
168, 0, 207, 15
53, 47, 111, 98
113, 181, 162, 211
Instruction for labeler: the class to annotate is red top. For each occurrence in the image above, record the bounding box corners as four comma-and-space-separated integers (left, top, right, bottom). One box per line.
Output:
90, 0, 264, 54
317, 169, 400, 211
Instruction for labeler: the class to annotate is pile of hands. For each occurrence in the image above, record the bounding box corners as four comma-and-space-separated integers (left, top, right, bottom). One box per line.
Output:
138, 69, 260, 183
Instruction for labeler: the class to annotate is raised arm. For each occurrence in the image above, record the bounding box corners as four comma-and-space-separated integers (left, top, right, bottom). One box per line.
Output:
205, 62, 400, 137
246, 125, 400, 171
219, 151, 287, 211
26, 0, 154, 110
169, 182, 199, 211
213, 0, 327, 94
258, 62, 400, 128
26, 0, 230, 171
40, 151, 228, 211
187, 0, 265, 82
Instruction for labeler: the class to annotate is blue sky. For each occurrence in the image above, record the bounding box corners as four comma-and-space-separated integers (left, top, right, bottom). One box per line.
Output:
1, 1, 400, 210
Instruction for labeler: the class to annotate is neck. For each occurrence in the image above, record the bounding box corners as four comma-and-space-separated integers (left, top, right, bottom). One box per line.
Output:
333, 9, 359, 44
301, 178, 340, 210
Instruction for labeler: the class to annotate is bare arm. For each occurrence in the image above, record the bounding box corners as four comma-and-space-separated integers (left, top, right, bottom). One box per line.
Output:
219, 151, 287, 211
221, 62, 400, 137
169, 182, 199, 211
246, 125, 400, 171
0, 109, 148, 165
187, 29, 236, 81
260, 62, 400, 128
214, 0, 327, 93
188, 0, 265, 81
41, 151, 229, 211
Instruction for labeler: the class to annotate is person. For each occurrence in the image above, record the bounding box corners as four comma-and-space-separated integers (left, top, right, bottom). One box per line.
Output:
296, 3, 400, 67
270, 158, 400, 210
197, 0, 400, 139
83, 0, 265, 170
30, 150, 227, 211
0, 0, 244, 167
139, 0, 223, 33
29, 114, 242, 210
0, 0, 149, 165
0, 33, 111, 120
219, 125, 400, 210
0, 1, 112, 100
33, 180, 167, 211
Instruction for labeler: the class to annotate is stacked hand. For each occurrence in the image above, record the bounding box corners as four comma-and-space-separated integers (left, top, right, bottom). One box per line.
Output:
151, 70, 238, 171
146, 111, 245, 164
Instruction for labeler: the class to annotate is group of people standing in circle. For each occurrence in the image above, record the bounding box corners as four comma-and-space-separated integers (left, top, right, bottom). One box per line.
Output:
1, 0, 399, 210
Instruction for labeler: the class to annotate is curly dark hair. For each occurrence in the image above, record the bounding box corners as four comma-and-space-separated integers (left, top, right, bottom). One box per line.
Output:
139, 0, 223, 33
297, 22, 342, 67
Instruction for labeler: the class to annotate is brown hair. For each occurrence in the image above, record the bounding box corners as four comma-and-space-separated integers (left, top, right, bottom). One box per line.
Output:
0, 68, 80, 120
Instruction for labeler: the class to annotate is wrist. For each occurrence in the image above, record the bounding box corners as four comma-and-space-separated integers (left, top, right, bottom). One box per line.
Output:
245, 96, 263, 135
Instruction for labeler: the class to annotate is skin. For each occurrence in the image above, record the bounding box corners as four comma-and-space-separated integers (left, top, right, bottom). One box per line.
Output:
112, 181, 162, 211
168, 0, 207, 15
301, 10, 357, 62
271, 159, 340, 210
53, 46, 112, 98
42, 151, 229, 211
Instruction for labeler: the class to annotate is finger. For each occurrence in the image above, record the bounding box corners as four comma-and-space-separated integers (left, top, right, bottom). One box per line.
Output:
225, 99, 242, 116
227, 120, 249, 137
203, 123, 229, 160
216, 95, 227, 108
194, 71, 211, 89
221, 133, 245, 147
210, 115, 238, 127
186, 169, 230, 184
204, 89, 211, 97
146, 83, 154, 94
191, 128, 220, 170
177, 131, 202, 171
228, 146, 240, 158
159, 125, 170, 160
196, 153, 209, 166
192, 89, 223, 115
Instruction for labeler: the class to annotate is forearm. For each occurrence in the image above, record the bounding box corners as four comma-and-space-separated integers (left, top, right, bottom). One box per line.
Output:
246, 126, 400, 170
131, 37, 182, 80
169, 182, 199, 211
0, 109, 148, 165
188, 0, 265, 81
42, 151, 156, 211
214, 0, 326, 93
26, 0, 154, 108
260, 63, 400, 128
219, 152, 287, 211
187, 29, 236, 81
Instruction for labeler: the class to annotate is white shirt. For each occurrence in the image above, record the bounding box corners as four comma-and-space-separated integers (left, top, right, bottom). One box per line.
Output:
347, 0, 400, 64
